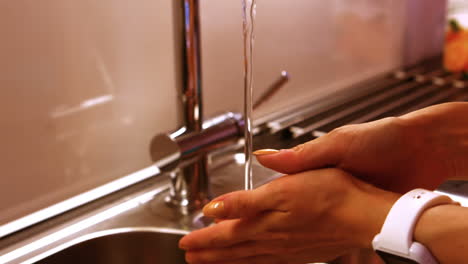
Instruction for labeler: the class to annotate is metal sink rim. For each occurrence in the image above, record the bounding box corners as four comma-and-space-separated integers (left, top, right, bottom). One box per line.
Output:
28, 227, 189, 264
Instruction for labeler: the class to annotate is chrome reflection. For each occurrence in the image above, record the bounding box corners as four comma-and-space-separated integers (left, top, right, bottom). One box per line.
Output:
0, 165, 160, 239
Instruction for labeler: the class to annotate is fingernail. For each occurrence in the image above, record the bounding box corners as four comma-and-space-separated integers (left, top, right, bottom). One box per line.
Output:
253, 149, 280, 156
178, 237, 188, 250
203, 201, 225, 218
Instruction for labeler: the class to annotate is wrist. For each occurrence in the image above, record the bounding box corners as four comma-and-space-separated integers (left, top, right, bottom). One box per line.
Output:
372, 189, 457, 264
414, 204, 468, 264
353, 186, 400, 249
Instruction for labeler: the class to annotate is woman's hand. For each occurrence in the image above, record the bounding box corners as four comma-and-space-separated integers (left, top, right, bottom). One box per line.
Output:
179, 168, 399, 264
255, 102, 468, 193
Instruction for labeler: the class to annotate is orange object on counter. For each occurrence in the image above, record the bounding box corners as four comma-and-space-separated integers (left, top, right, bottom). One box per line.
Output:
444, 19, 468, 73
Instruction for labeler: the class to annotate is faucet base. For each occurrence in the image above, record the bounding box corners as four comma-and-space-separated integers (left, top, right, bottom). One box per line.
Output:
164, 159, 211, 215
148, 188, 211, 230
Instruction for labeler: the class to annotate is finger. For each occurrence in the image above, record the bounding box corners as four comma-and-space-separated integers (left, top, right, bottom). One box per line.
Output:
180, 212, 286, 250
185, 241, 345, 264
185, 240, 277, 263
179, 218, 254, 250
253, 132, 349, 174
187, 254, 286, 264
203, 185, 283, 219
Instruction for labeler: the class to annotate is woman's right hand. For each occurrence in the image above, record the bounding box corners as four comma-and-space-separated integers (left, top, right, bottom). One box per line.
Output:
180, 168, 399, 264
255, 102, 468, 193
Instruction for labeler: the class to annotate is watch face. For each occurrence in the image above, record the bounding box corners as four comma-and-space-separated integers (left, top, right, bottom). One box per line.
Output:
376, 250, 419, 264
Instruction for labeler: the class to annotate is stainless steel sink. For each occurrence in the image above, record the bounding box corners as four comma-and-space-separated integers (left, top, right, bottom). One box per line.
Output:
0, 153, 278, 264
35, 229, 186, 264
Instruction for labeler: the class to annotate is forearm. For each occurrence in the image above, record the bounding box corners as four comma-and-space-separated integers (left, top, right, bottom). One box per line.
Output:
400, 102, 468, 123
414, 204, 468, 264
398, 102, 468, 181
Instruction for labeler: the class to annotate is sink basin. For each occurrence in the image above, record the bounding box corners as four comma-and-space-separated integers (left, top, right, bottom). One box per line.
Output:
35, 229, 187, 264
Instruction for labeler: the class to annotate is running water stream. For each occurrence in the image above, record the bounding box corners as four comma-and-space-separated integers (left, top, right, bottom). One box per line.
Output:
242, 0, 256, 191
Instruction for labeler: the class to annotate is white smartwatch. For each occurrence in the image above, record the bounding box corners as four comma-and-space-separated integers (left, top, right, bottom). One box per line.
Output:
373, 189, 457, 264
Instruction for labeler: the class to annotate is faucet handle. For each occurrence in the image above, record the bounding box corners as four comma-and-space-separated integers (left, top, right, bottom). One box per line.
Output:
149, 134, 181, 173
253, 71, 290, 110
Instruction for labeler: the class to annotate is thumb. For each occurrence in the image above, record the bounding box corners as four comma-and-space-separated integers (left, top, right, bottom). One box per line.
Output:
253, 134, 347, 174
203, 187, 277, 219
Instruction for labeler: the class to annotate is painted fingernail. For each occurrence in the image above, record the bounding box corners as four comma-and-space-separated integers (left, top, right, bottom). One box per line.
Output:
253, 149, 280, 156
178, 240, 187, 250
178, 236, 190, 250
203, 201, 225, 218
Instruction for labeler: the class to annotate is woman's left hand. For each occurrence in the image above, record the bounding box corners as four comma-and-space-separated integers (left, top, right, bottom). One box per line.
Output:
179, 168, 399, 264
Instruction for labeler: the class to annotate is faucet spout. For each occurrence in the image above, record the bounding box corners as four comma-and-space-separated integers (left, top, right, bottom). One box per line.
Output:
169, 0, 207, 214
178, 0, 203, 132
156, 0, 290, 215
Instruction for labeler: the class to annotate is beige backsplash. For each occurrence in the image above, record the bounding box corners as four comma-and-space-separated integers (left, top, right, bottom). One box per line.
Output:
0, 0, 444, 228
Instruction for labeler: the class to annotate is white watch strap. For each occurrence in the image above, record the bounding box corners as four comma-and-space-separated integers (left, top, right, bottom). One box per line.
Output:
377, 189, 455, 255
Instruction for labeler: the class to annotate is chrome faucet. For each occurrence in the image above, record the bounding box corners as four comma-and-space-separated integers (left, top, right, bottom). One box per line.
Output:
177, 0, 203, 133
150, 0, 289, 215
169, 0, 209, 214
